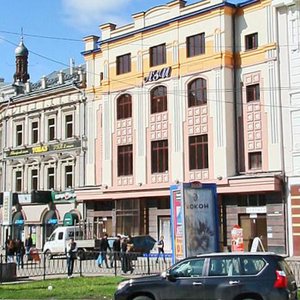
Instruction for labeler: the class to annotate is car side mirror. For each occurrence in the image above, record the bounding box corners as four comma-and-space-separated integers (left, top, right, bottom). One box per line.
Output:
163, 270, 177, 282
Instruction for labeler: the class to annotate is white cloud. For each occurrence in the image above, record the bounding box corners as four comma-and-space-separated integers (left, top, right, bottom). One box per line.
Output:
61, 0, 132, 31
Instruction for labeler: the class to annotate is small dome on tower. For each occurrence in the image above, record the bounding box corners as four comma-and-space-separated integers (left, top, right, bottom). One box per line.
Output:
15, 40, 28, 57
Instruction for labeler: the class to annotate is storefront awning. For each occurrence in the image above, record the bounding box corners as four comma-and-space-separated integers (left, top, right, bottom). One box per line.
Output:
63, 212, 79, 226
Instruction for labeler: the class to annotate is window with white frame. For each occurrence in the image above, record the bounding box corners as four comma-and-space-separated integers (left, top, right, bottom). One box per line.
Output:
31, 169, 38, 191
65, 165, 73, 188
31, 121, 39, 144
47, 167, 55, 189
65, 114, 73, 139
48, 117, 56, 141
16, 123, 23, 146
15, 170, 22, 192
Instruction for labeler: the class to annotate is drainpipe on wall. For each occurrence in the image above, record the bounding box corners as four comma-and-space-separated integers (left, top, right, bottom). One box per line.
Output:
232, 8, 239, 176
274, 5, 289, 256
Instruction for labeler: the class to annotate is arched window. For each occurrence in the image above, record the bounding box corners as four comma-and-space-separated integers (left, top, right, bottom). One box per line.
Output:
188, 78, 207, 107
151, 86, 167, 114
117, 94, 132, 120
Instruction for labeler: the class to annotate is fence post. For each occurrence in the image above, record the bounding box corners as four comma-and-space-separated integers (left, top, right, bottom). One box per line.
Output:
43, 253, 46, 280
0, 253, 2, 283
79, 257, 82, 277
114, 252, 117, 277
147, 253, 150, 275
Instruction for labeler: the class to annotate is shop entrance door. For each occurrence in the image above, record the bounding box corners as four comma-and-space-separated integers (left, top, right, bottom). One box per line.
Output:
158, 217, 171, 252
239, 214, 267, 251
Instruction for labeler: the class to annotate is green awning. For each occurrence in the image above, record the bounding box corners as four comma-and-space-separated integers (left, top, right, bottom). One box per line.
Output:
63, 212, 79, 226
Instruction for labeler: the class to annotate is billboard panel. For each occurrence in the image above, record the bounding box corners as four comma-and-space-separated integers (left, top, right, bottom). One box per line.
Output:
170, 182, 218, 262
184, 185, 218, 256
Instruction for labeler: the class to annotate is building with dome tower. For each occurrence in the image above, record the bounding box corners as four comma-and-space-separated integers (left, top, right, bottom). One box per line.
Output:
14, 38, 30, 84
0, 38, 88, 249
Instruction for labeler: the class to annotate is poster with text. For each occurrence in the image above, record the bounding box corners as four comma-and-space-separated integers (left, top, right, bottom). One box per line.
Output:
170, 187, 185, 261
183, 183, 218, 257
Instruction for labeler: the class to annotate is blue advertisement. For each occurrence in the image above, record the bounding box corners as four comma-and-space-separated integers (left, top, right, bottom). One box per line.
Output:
170, 182, 219, 262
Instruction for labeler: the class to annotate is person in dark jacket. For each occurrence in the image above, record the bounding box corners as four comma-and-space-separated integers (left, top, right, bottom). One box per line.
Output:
25, 233, 33, 260
6, 236, 15, 263
111, 235, 121, 268
156, 235, 166, 263
15, 238, 25, 269
121, 237, 134, 274
99, 233, 111, 268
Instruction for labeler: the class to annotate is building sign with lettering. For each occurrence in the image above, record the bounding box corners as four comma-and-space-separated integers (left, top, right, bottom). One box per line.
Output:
6, 140, 81, 157
2, 192, 12, 225
52, 190, 77, 203
144, 67, 172, 83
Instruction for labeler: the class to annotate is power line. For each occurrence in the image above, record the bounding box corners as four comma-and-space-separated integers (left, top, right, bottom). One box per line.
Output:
0, 30, 82, 42
1, 29, 299, 50
2, 36, 300, 111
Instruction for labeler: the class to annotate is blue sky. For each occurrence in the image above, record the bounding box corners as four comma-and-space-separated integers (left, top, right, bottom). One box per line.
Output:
0, 0, 244, 83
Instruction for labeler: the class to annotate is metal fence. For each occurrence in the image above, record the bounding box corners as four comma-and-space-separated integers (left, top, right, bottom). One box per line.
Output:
0, 250, 172, 282
2, 251, 300, 285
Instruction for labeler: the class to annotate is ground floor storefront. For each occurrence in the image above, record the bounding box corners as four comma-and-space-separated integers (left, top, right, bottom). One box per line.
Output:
0, 191, 82, 250
77, 174, 288, 255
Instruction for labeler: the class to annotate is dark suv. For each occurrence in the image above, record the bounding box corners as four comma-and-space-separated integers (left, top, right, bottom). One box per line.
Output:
114, 252, 298, 300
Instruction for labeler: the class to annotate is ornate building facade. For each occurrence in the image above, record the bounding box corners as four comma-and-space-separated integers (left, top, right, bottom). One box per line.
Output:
0, 40, 87, 248
80, 0, 287, 253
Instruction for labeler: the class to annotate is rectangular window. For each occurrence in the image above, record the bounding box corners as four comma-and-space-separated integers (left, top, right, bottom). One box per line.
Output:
48, 117, 56, 141
32, 121, 39, 144
15, 170, 22, 192
16, 124, 23, 146
118, 145, 133, 176
249, 152, 262, 170
245, 33, 258, 50
65, 165, 73, 188
48, 167, 55, 189
151, 140, 168, 173
246, 84, 260, 102
189, 135, 209, 170
116, 53, 131, 75
65, 114, 73, 138
150, 44, 166, 67
31, 169, 38, 191
187, 33, 205, 57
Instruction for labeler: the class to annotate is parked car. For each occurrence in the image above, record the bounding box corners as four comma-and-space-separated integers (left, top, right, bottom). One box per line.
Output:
114, 252, 298, 300
108, 235, 156, 254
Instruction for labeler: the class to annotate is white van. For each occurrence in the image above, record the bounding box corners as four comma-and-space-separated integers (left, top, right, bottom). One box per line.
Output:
43, 226, 100, 259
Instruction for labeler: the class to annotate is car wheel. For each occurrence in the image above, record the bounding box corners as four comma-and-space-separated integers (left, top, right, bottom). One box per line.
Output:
44, 250, 52, 260
132, 296, 153, 300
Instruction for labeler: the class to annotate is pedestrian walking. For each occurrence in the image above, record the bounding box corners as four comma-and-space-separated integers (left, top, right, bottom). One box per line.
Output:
99, 233, 111, 268
121, 236, 134, 274
15, 238, 25, 269
25, 233, 33, 260
6, 237, 15, 263
156, 235, 166, 263
66, 238, 77, 278
111, 235, 121, 267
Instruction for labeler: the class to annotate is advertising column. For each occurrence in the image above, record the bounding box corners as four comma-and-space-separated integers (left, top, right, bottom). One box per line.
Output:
170, 182, 219, 262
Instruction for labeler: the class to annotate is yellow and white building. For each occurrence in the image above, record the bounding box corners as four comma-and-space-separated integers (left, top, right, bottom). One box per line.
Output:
79, 0, 287, 254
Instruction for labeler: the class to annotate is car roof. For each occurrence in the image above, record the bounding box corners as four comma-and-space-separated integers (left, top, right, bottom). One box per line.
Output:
191, 252, 284, 259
